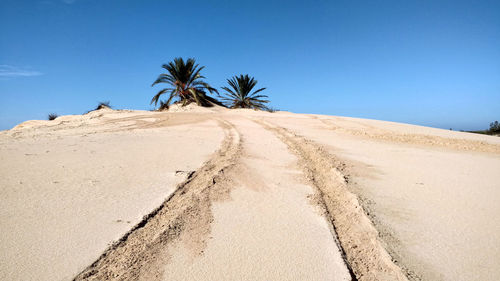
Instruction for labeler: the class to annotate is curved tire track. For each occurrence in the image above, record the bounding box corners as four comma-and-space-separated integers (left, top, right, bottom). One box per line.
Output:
74, 119, 241, 281
257, 119, 409, 281
313, 116, 500, 154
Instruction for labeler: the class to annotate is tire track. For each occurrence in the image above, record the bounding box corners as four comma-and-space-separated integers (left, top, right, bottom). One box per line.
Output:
257, 119, 409, 281
74, 119, 241, 281
313, 116, 500, 154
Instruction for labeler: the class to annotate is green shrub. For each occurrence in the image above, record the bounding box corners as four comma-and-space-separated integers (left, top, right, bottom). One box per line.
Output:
489, 121, 499, 133
48, 113, 58, 120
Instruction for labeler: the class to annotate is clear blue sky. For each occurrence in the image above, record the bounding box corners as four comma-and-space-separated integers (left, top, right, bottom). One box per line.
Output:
1, 0, 499, 131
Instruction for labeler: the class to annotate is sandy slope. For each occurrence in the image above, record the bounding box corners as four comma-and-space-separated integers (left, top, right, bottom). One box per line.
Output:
161, 116, 351, 281
1, 106, 499, 281
264, 113, 500, 281
0, 110, 225, 280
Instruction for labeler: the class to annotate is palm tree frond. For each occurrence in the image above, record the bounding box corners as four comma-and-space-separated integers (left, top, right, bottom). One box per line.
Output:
150, 88, 169, 106
221, 74, 270, 110
151, 57, 222, 108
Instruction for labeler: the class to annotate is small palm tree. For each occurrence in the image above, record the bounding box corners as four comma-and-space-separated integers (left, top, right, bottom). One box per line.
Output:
221, 74, 269, 110
47, 113, 58, 120
151, 57, 221, 109
95, 101, 111, 110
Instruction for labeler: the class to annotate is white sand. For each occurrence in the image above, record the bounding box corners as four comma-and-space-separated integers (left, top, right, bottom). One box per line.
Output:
0, 110, 224, 280
267, 113, 500, 281
1, 107, 499, 281
161, 116, 351, 281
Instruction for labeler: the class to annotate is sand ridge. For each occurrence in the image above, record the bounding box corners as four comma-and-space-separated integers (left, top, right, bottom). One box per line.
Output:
160, 116, 352, 280
312, 116, 500, 154
264, 112, 500, 281
73, 119, 242, 280
257, 119, 408, 281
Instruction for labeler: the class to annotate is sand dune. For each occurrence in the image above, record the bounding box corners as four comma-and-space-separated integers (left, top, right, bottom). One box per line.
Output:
1, 107, 499, 280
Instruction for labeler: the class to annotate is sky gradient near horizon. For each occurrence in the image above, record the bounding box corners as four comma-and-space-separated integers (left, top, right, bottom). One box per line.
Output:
1, 0, 499, 131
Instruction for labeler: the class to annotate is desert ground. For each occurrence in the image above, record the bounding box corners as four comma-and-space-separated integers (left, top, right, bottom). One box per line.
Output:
1, 105, 499, 281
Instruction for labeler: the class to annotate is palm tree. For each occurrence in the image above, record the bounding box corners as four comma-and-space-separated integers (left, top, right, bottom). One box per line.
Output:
151, 57, 221, 109
221, 74, 269, 110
